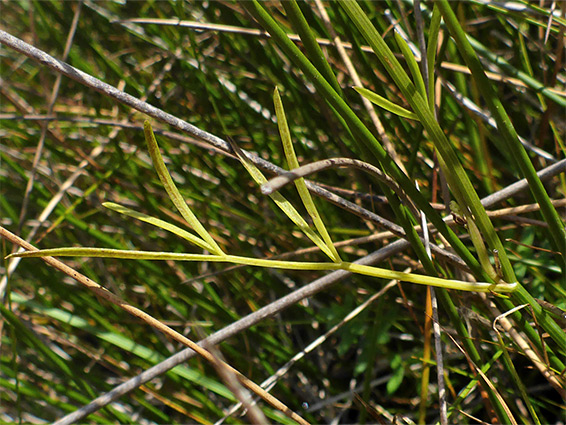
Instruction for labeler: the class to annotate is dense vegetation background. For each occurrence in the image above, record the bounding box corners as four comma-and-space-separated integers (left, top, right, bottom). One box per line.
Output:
1, 1, 564, 424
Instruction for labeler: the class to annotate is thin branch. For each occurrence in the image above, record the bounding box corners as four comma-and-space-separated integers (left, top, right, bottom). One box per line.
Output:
261, 157, 418, 216
204, 344, 268, 425
217, 279, 398, 424
480, 158, 565, 208
441, 78, 557, 162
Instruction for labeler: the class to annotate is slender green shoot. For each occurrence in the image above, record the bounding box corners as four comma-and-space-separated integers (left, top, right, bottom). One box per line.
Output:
426, 4, 442, 110
102, 202, 219, 253
143, 121, 225, 256
494, 331, 542, 425
393, 31, 427, 99
273, 87, 341, 263
354, 87, 418, 120
8, 247, 518, 293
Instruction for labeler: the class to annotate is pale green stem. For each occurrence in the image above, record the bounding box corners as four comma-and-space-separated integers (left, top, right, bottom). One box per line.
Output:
9, 248, 518, 293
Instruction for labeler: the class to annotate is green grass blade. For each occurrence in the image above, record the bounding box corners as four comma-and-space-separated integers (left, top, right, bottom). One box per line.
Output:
426, 4, 442, 110
500, 286, 566, 355
143, 121, 225, 256
273, 88, 341, 263
468, 34, 566, 108
354, 87, 418, 120
102, 202, 218, 253
15, 297, 236, 401
393, 31, 426, 99
495, 331, 542, 425
446, 349, 504, 421
0, 304, 74, 382
281, 0, 342, 95
0, 304, 119, 418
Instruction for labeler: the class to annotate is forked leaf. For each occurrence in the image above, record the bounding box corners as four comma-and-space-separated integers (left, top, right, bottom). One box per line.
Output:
274, 88, 341, 263
143, 121, 224, 256
354, 87, 418, 120
103, 202, 218, 253
227, 137, 338, 260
